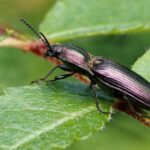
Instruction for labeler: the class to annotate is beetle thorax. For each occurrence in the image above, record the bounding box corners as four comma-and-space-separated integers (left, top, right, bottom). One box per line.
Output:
51, 44, 63, 57
87, 56, 102, 69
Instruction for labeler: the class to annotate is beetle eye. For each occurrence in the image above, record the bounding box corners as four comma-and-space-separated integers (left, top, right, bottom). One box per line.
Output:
55, 51, 61, 56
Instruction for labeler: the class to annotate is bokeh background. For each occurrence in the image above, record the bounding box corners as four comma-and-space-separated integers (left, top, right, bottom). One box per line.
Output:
0, 0, 150, 150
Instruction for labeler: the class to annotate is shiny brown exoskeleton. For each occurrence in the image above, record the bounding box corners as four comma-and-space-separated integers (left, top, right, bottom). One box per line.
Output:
21, 19, 150, 117
91, 57, 150, 112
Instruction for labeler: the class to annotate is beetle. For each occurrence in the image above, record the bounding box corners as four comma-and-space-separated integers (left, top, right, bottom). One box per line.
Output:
21, 19, 150, 116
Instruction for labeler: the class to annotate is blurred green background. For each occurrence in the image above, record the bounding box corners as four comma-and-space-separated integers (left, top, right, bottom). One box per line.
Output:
0, 0, 150, 150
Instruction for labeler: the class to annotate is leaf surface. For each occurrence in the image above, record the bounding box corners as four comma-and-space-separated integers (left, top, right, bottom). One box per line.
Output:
40, 0, 150, 41
132, 49, 150, 82
0, 81, 112, 150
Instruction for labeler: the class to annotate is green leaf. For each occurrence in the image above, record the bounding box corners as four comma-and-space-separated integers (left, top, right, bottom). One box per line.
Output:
0, 81, 112, 150
40, 0, 150, 41
132, 49, 150, 81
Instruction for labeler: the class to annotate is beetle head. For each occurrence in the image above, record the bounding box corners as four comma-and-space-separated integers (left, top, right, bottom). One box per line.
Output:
44, 44, 63, 58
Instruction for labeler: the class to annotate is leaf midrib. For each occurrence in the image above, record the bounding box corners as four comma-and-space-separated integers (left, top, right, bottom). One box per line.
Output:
45, 23, 150, 41
8, 106, 97, 150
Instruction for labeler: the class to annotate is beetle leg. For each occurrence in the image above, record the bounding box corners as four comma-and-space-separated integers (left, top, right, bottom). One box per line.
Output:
91, 84, 112, 114
31, 66, 59, 84
58, 64, 73, 72
126, 100, 150, 118
127, 101, 150, 118
126, 99, 144, 117
31, 64, 73, 84
45, 72, 75, 83
136, 108, 150, 118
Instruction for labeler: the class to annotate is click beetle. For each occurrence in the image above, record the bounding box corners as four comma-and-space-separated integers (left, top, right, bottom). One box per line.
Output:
21, 19, 150, 116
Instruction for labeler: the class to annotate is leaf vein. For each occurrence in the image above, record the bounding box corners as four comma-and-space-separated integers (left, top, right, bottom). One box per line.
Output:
9, 106, 96, 150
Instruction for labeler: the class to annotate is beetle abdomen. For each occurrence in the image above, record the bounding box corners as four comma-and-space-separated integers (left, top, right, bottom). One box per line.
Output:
92, 57, 150, 108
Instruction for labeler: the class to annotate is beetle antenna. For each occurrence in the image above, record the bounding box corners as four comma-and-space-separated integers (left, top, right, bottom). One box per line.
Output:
39, 32, 52, 51
20, 19, 52, 51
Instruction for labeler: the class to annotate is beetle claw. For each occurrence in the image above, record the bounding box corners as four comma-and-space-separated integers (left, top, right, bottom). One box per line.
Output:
30, 80, 39, 84
30, 79, 44, 85
97, 108, 113, 115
